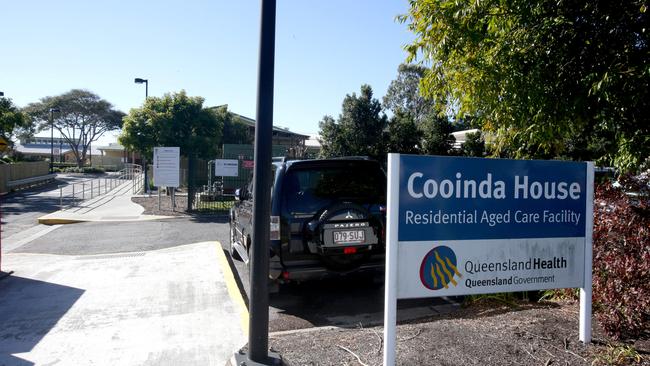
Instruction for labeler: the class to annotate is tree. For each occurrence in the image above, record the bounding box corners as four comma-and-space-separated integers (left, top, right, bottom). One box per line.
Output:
420, 114, 455, 156
383, 64, 436, 123
221, 109, 252, 145
400, 0, 650, 172
0, 96, 30, 143
386, 111, 422, 154
120, 90, 224, 160
318, 85, 388, 160
23, 89, 124, 167
461, 131, 486, 157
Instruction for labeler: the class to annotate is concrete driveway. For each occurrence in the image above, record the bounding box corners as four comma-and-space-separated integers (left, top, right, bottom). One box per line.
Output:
0, 242, 246, 366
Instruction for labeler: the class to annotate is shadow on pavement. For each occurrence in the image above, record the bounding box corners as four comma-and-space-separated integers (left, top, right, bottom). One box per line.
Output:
188, 215, 228, 224
0, 275, 84, 365
1, 188, 61, 217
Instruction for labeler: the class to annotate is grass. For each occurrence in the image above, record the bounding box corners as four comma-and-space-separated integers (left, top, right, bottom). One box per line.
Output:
194, 199, 235, 213
592, 345, 643, 365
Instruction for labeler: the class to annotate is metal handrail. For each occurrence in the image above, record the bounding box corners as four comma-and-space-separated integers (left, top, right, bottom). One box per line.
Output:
58, 164, 144, 209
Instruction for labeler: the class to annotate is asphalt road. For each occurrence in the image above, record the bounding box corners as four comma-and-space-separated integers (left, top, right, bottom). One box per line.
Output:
12, 216, 229, 255
219, 223, 461, 332
1, 174, 106, 239
5, 188, 459, 335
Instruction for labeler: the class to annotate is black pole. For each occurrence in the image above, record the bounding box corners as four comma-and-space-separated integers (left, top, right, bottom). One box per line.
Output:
50, 110, 54, 174
143, 81, 149, 193
248, 0, 276, 363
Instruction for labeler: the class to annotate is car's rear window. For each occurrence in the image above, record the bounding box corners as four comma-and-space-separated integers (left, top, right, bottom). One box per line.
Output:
281, 163, 385, 215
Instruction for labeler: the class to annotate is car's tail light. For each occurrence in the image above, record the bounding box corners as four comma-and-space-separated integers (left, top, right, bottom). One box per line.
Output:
270, 215, 280, 240
344, 247, 357, 255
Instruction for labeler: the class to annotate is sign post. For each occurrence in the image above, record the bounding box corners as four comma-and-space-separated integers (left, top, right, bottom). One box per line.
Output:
153, 147, 180, 210
384, 154, 594, 365
0, 136, 9, 278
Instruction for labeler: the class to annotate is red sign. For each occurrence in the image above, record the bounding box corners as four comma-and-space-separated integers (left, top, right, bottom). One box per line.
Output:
243, 160, 254, 169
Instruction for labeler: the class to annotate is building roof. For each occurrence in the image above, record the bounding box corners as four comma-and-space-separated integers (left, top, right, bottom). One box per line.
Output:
451, 129, 481, 149
305, 134, 321, 148
15, 145, 53, 155
211, 108, 310, 139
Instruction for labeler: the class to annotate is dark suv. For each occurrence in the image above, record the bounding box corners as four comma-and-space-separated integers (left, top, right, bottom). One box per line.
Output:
229, 157, 386, 288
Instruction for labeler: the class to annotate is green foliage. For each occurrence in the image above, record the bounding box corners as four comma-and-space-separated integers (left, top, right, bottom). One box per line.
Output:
386, 111, 422, 154
383, 64, 436, 123
401, 0, 650, 172
23, 89, 124, 167
57, 166, 105, 174
461, 131, 485, 157
0, 97, 30, 142
592, 344, 643, 366
318, 85, 388, 160
120, 90, 224, 159
419, 113, 455, 155
221, 109, 252, 145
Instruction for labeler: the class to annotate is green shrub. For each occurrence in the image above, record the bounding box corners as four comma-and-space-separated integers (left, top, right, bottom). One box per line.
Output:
82, 167, 105, 174
59, 166, 105, 174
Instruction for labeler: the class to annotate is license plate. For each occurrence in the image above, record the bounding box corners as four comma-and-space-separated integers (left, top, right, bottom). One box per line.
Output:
333, 230, 365, 244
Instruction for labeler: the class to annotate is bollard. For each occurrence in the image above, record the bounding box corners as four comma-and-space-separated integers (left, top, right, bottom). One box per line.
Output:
91, 180, 94, 199
60, 186, 63, 209
82, 183, 85, 200
72, 184, 75, 206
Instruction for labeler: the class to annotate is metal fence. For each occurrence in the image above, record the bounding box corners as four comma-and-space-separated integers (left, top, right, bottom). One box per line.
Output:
188, 156, 248, 214
58, 164, 143, 209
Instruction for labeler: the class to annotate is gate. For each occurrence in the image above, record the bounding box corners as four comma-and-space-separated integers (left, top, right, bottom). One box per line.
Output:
188, 144, 287, 214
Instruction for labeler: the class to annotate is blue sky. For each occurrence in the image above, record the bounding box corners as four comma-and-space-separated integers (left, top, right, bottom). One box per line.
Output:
2, 0, 413, 144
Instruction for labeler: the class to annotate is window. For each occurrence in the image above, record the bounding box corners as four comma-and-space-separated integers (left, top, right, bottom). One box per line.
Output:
281, 163, 385, 215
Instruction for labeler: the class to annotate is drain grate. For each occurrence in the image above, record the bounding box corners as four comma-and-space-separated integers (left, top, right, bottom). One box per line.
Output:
75, 252, 147, 260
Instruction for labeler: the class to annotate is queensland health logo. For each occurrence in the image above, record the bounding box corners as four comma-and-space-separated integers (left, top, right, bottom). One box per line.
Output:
419, 246, 463, 290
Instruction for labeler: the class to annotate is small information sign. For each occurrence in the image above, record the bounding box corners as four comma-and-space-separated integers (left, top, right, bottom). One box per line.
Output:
215, 159, 239, 177
153, 147, 180, 187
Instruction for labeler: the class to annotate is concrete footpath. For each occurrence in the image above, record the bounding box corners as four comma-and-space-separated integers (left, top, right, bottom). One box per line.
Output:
36, 180, 170, 225
0, 242, 247, 366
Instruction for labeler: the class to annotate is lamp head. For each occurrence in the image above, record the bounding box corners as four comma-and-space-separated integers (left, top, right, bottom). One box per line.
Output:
49, 108, 61, 113
134, 78, 147, 84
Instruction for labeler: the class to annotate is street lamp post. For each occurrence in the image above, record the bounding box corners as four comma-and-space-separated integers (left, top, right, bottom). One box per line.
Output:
49, 108, 61, 174
134, 78, 149, 193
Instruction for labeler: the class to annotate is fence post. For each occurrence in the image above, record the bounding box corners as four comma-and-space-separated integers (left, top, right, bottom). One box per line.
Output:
187, 153, 194, 211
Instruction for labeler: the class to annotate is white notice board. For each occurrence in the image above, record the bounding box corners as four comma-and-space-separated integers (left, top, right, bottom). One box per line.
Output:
153, 147, 180, 187
215, 159, 239, 177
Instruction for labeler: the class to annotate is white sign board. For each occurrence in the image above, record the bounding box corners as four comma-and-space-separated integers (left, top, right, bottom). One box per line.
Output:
383, 154, 594, 365
215, 159, 239, 177
153, 147, 180, 187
